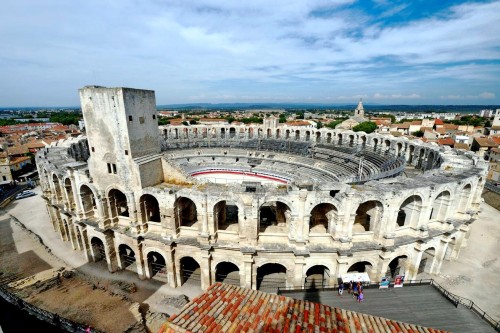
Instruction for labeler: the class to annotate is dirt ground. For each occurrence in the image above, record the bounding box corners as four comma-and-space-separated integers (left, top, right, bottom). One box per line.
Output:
1, 187, 499, 331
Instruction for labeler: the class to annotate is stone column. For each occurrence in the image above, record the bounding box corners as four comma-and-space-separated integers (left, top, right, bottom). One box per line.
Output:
80, 227, 92, 262
200, 250, 212, 290
133, 242, 146, 279
408, 245, 424, 281
165, 246, 177, 288
162, 207, 176, 239
430, 238, 449, 274
241, 253, 253, 289
294, 257, 306, 288
295, 190, 307, 243
375, 253, 392, 281
103, 232, 118, 273
335, 257, 350, 281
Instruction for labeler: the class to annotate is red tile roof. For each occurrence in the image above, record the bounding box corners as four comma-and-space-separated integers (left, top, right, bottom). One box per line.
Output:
438, 137, 455, 146
160, 283, 449, 333
434, 118, 444, 125
474, 137, 498, 147
491, 136, 500, 145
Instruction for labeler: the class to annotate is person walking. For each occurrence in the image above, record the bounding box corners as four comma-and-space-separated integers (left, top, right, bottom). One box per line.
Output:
338, 283, 344, 296
353, 283, 359, 299
348, 281, 353, 294
357, 291, 364, 303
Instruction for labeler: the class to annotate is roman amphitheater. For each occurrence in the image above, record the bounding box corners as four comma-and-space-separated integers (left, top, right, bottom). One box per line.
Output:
36, 86, 487, 293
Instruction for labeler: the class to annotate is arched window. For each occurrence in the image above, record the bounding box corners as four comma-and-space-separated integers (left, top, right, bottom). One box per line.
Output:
309, 203, 337, 233
259, 201, 291, 233
174, 197, 198, 228
140, 194, 161, 223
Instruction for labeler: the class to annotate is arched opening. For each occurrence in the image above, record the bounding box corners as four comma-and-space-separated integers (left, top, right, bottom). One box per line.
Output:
430, 191, 451, 221
180, 257, 201, 286
140, 194, 161, 223
202, 128, 208, 139
285, 130, 290, 140
258, 128, 263, 138
397, 143, 403, 156
108, 189, 129, 222
327, 133, 332, 143
215, 262, 240, 286
397, 195, 422, 227
174, 197, 198, 228
147, 251, 167, 279
229, 127, 236, 138
90, 237, 105, 262
53, 175, 62, 201
384, 139, 391, 149
193, 128, 198, 138
64, 178, 74, 208
304, 265, 330, 289
305, 131, 310, 141
338, 134, 343, 144
360, 136, 366, 146
174, 128, 179, 139
386, 255, 408, 278
309, 203, 337, 233
248, 128, 254, 139
315, 132, 321, 143
354, 201, 382, 233
373, 138, 378, 150
214, 200, 239, 231
458, 184, 471, 213
276, 129, 281, 139
259, 201, 291, 233
426, 151, 435, 170
220, 128, 226, 139
267, 128, 272, 138
257, 263, 287, 293
349, 135, 355, 145
408, 145, 415, 164
418, 248, 436, 274
118, 244, 136, 270
295, 130, 300, 140
347, 261, 373, 274
211, 128, 217, 139
80, 185, 97, 219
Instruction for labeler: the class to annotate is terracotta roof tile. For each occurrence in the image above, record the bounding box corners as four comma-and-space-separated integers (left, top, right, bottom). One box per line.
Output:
474, 137, 498, 147
438, 137, 455, 146
454, 143, 470, 150
161, 283, 449, 333
434, 118, 444, 125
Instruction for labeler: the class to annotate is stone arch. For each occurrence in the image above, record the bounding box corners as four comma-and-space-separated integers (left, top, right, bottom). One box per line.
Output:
295, 130, 300, 140
174, 197, 198, 229
360, 135, 367, 145
384, 139, 391, 149
214, 200, 239, 231
139, 194, 161, 223
354, 200, 383, 233
305, 131, 311, 141
347, 261, 374, 275
338, 133, 343, 144
315, 132, 321, 143
118, 244, 136, 270
304, 265, 330, 289
256, 263, 287, 292
267, 128, 272, 138
326, 132, 332, 143
90, 237, 105, 262
215, 262, 240, 286
285, 129, 290, 140
52, 174, 63, 201
418, 247, 436, 274
276, 128, 281, 139
430, 191, 451, 221
179, 256, 201, 286
386, 255, 408, 278
259, 201, 291, 233
108, 188, 129, 222
80, 184, 98, 219
458, 184, 472, 213
63, 177, 75, 208
309, 203, 337, 233
349, 134, 355, 145
396, 142, 403, 156
229, 127, 236, 138
146, 251, 167, 278
397, 195, 423, 227
426, 151, 436, 170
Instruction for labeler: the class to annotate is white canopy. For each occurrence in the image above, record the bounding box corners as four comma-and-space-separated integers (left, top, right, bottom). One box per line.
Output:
340, 272, 371, 283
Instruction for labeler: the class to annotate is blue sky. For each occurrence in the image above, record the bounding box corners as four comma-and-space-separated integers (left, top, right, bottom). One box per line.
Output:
1, 0, 499, 106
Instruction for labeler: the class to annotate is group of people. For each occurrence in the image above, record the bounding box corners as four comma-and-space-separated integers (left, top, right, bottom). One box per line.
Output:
337, 281, 364, 303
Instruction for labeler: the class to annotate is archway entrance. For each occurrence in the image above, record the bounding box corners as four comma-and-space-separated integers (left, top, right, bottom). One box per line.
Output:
259, 201, 291, 233
215, 262, 240, 286
175, 197, 198, 228
354, 201, 382, 233
214, 200, 239, 231
386, 256, 408, 278
90, 237, 105, 262
257, 263, 287, 293
347, 261, 374, 280
418, 248, 436, 274
140, 194, 161, 223
118, 244, 136, 271
304, 265, 330, 289
309, 203, 337, 233
180, 257, 201, 286
108, 189, 129, 222
397, 195, 422, 227
147, 251, 167, 281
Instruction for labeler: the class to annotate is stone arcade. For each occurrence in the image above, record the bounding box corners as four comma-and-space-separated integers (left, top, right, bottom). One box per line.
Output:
36, 86, 487, 292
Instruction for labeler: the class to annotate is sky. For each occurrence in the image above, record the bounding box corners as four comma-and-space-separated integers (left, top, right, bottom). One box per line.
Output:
1, 0, 500, 106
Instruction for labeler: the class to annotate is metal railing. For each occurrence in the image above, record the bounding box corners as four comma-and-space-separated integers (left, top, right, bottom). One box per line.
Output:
277, 278, 499, 331
485, 181, 500, 194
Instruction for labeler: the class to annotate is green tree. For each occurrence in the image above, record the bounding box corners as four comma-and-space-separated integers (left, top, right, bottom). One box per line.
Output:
189, 120, 198, 125
325, 119, 346, 129
279, 114, 287, 123
158, 118, 170, 125
376, 113, 396, 123
352, 121, 377, 133
412, 130, 424, 137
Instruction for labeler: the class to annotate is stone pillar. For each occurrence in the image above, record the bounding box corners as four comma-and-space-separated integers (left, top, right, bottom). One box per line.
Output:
162, 207, 176, 239
294, 257, 306, 288
134, 242, 146, 279
295, 190, 307, 243
375, 253, 392, 281
103, 232, 118, 273
126, 191, 138, 225
241, 254, 253, 289
450, 225, 469, 259
80, 227, 92, 262
430, 238, 449, 274
200, 250, 212, 290
335, 257, 350, 281
408, 245, 424, 281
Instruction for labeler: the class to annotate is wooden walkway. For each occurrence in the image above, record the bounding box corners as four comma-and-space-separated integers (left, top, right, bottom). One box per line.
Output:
281, 285, 495, 333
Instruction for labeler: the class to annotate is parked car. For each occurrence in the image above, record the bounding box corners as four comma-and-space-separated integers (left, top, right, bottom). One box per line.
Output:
15, 190, 36, 200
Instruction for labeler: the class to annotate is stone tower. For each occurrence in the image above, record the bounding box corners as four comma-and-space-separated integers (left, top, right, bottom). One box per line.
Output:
493, 109, 500, 127
79, 86, 163, 190
354, 98, 364, 117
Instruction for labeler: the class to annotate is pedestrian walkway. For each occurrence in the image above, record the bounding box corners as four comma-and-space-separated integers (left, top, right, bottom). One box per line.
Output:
281, 285, 496, 333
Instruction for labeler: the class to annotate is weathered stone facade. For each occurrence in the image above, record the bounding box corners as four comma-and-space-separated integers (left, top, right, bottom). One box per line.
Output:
36, 86, 487, 291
